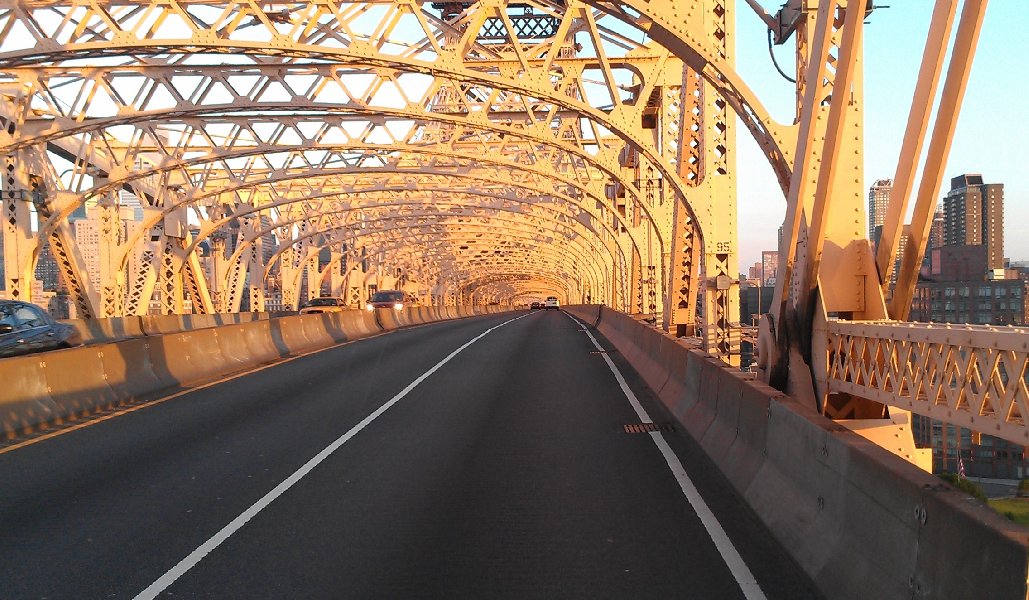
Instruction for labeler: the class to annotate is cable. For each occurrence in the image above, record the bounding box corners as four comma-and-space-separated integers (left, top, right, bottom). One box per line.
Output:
767, 28, 796, 84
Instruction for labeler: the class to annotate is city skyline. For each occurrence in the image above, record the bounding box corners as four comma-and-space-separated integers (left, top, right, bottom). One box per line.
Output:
735, 2, 1026, 272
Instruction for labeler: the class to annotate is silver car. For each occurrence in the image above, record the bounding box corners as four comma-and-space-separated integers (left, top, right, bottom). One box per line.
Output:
0, 300, 78, 358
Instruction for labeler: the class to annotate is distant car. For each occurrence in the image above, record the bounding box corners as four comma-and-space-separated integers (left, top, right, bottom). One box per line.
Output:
366, 290, 409, 311
530, 302, 542, 310
299, 297, 346, 314
0, 300, 78, 358
544, 296, 560, 310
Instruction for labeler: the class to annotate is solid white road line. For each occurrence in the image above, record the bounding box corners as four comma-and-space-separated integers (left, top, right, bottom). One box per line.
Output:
134, 312, 532, 600
563, 312, 767, 600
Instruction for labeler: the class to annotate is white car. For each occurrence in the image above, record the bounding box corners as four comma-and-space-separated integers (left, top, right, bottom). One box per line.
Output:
544, 296, 560, 310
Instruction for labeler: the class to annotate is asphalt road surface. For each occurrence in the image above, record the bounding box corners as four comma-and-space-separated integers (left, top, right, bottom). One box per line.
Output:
0, 310, 821, 599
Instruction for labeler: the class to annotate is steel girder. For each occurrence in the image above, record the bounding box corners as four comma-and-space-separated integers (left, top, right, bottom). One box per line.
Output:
258, 217, 610, 304
0, 0, 707, 321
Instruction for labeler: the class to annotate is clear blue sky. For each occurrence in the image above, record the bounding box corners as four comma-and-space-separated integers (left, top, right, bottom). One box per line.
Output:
734, 1, 1028, 272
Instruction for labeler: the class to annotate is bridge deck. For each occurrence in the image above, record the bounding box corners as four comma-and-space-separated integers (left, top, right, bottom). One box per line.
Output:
0, 311, 818, 599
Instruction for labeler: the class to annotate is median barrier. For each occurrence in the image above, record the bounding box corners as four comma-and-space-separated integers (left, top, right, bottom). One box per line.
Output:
339, 310, 379, 338
65, 316, 145, 345
41, 346, 120, 421
98, 337, 173, 402
319, 313, 350, 343
0, 353, 57, 438
375, 307, 403, 331
2, 305, 513, 441
214, 323, 269, 369
239, 319, 290, 362
276, 315, 322, 354
140, 314, 190, 336
299, 314, 339, 348
573, 304, 1029, 600
155, 329, 233, 387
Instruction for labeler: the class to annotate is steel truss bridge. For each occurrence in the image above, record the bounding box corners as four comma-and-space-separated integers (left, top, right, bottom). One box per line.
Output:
1, 0, 1024, 466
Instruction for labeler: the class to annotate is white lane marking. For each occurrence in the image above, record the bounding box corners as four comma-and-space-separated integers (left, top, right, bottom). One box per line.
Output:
564, 312, 767, 600
134, 312, 532, 600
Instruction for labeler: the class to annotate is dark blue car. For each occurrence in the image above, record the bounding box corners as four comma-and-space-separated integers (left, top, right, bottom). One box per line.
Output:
0, 300, 78, 358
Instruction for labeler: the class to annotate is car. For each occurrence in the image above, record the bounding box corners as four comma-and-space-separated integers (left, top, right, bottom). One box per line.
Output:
299, 297, 346, 314
366, 290, 409, 311
544, 296, 560, 310
0, 300, 78, 358
529, 302, 542, 310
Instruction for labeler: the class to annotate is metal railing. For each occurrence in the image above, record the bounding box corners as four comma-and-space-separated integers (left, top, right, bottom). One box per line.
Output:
825, 320, 1029, 445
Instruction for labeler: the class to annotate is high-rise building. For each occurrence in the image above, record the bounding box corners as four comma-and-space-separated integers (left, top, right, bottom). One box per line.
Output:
34, 240, 61, 291
868, 178, 893, 242
118, 190, 145, 222
942, 174, 1004, 270
929, 210, 944, 251
761, 250, 778, 286
73, 213, 101, 286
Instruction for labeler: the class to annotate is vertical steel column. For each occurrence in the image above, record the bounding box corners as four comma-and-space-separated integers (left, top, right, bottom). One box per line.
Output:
305, 255, 321, 301
329, 249, 344, 297
157, 236, 184, 315
96, 194, 125, 317
629, 247, 643, 314
2, 155, 35, 303
677, 0, 739, 364
668, 65, 704, 336
245, 226, 265, 313
208, 232, 229, 312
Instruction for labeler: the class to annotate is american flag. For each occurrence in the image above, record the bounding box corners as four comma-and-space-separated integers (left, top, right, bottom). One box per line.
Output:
958, 458, 966, 479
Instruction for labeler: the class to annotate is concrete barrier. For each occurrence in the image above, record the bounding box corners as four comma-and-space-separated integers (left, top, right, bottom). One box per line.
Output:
375, 307, 403, 331
66, 312, 268, 344
277, 315, 322, 354
1, 305, 511, 444
64, 316, 145, 345
0, 353, 57, 438
98, 338, 173, 402
339, 310, 380, 338
155, 329, 231, 387
42, 346, 120, 421
576, 304, 1028, 600
564, 304, 602, 326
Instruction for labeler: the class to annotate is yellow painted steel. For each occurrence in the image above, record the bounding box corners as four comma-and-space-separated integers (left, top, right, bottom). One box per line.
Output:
0, 0, 1004, 468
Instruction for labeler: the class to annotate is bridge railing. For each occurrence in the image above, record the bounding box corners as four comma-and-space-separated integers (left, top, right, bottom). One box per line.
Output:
825, 320, 1029, 446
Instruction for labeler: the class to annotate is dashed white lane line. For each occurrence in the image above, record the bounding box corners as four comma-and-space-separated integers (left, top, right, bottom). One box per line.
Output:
563, 311, 767, 600
134, 312, 532, 600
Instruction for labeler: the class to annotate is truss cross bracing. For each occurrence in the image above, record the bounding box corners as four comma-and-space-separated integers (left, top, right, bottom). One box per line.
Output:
0, 1, 1011, 456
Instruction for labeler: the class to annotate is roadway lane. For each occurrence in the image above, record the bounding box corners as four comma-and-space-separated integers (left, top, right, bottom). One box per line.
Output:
0, 311, 820, 599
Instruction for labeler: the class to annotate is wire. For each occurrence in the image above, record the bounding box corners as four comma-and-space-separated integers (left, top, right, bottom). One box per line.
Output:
767, 28, 796, 84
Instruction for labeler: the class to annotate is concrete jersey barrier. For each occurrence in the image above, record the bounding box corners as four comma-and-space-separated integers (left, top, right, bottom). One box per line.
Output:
564, 304, 1028, 600
1, 305, 513, 440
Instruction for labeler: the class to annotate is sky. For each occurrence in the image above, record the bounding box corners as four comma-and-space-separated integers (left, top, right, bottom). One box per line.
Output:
733, 1, 1028, 272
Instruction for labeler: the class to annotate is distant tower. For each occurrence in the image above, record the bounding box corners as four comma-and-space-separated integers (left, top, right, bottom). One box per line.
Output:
930, 210, 944, 251
943, 174, 1004, 270
868, 179, 893, 242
